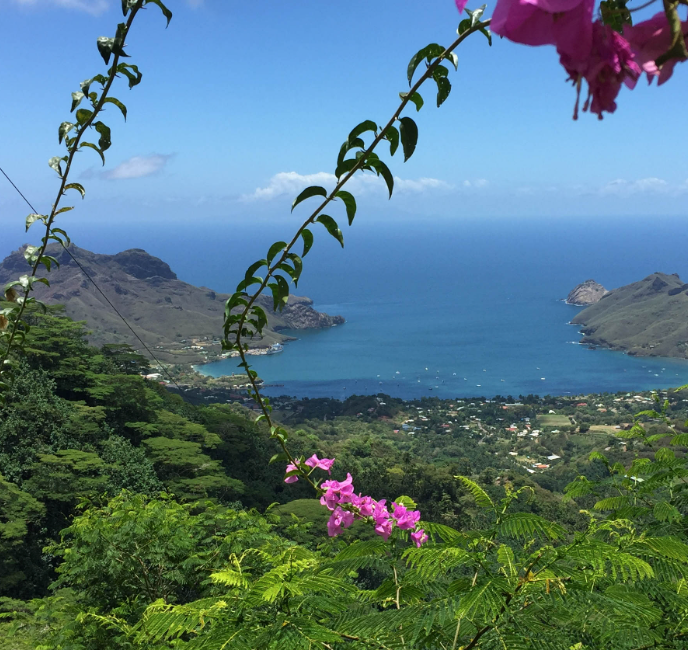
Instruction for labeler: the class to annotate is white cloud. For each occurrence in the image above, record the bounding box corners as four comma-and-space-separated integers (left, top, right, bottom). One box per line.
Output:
600, 177, 670, 196
462, 179, 489, 189
241, 171, 454, 202
103, 154, 172, 180
11, 0, 109, 14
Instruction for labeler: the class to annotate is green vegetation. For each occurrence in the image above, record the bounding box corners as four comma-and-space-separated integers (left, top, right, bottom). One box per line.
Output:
1, 310, 688, 648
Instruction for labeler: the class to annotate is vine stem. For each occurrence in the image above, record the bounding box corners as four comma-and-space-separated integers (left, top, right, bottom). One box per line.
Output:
233, 18, 492, 478
0, 1, 145, 378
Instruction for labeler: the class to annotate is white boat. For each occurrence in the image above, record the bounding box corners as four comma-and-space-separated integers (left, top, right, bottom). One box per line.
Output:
266, 343, 284, 355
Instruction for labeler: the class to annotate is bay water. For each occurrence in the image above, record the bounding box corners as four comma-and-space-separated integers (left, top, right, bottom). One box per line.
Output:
7, 214, 688, 399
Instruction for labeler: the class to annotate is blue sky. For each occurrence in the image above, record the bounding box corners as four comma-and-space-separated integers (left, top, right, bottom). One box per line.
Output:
1, 0, 687, 246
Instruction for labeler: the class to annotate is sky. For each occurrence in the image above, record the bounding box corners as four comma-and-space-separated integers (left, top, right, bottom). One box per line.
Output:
1, 0, 688, 248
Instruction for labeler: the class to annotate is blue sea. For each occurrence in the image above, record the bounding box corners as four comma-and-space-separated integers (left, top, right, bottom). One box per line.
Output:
5, 214, 688, 400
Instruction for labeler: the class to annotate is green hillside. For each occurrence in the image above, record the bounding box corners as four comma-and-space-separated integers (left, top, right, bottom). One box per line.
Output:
572, 272, 688, 358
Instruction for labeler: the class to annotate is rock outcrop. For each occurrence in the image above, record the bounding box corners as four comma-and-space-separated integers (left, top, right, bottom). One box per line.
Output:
0, 244, 344, 362
566, 280, 608, 305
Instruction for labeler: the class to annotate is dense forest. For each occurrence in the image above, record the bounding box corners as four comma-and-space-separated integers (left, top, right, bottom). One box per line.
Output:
1, 308, 688, 648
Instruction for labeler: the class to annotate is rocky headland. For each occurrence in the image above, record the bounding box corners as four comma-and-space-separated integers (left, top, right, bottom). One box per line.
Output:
0, 245, 344, 363
571, 272, 688, 358
566, 279, 608, 305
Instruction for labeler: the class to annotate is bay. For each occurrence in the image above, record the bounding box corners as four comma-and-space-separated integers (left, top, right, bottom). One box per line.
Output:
6, 214, 688, 399
193, 215, 688, 399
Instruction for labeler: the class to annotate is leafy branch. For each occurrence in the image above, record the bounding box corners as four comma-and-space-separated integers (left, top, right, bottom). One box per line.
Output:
0, 0, 172, 400
222, 11, 493, 483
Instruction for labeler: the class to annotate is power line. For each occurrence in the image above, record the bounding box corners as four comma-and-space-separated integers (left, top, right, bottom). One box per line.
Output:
0, 163, 183, 392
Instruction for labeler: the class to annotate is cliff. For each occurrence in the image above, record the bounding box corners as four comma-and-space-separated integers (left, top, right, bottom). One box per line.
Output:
571, 272, 688, 358
566, 279, 608, 305
0, 245, 344, 363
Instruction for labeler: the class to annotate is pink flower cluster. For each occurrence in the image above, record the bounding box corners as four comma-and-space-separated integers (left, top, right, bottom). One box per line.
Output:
284, 454, 335, 484
284, 456, 428, 547
456, 0, 688, 118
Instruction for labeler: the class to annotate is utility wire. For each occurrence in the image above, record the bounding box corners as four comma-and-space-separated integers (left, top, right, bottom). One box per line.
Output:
0, 163, 183, 392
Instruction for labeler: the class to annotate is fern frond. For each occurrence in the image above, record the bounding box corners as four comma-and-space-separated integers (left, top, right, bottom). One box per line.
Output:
496, 512, 566, 540
456, 475, 494, 509
403, 545, 472, 580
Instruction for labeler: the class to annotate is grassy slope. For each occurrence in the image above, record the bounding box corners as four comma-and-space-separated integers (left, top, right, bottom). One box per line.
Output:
571, 272, 688, 358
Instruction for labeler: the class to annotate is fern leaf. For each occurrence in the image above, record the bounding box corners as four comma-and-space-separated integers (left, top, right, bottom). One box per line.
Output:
456, 475, 494, 509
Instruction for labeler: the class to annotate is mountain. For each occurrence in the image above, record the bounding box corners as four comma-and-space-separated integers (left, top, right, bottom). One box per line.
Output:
0, 245, 344, 363
565, 279, 608, 305
571, 272, 688, 358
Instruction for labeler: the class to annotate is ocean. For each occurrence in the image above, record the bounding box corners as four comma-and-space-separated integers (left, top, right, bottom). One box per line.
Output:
5, 214, 688, 400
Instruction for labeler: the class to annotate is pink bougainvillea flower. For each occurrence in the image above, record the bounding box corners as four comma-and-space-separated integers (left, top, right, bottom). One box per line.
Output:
561, 21, 640, 119
284, 463, 299, 483
305, 454, 335, 474
351, 493, 376, 517
624, 12, 688, 85
491, 0, 594, 61
320, 473, 355, 509
375, 518, 394, 541
455, 0, 469, 13
327, 506, 354, 537
392, 503, 422, 530
410, 529, 429, 548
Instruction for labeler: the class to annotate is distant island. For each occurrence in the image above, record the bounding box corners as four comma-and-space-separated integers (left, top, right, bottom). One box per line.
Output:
565, 279, 608, 305
571, 272, 688, 359
0, 245, 344, 363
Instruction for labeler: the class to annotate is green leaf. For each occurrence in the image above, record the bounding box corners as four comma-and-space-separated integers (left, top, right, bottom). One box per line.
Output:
316, 215, 344, 247
291, 185, 328, 212
51, 227, 71, 246
335, 157, 358, 179
76, 108, 93, 126
97, 36, 115, 65
112, 22, 129, 58
286, 253, 303, 286
337, 137, 364, 168
269, 275, 290, 311
400, 91, 424, 112
335, 191, 357, 226
267, 241, 287, 265
117, 63, 143, 89
458, 18, 472, 36
65, 183, 86, 199
70, 91, 85, 112
601, 0, 631, 32
348, 120, 377, 143
94, 122, 112, 151
48, 156, 65, 177
385, 125, 400, 156
244, 259, 267, 285
368, 158, 394, 199
80, 142, 105, 165
104, 97, 127, 121
58, 122, 74, 145
445, 52, 459, 70
394, 495, 417, 509
25, 214, 45, 231
81, 74, 106, 98
466, 4, 487, 28
433, 66, 452, 107
146, 0, 173, 26
399, 116, 418, 162
301, 229, 314, 257
654, 501, 681, 523
407, 43, 445, 85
